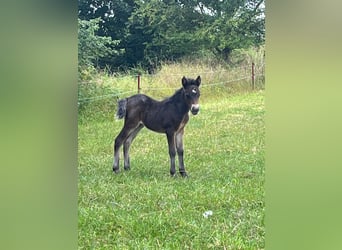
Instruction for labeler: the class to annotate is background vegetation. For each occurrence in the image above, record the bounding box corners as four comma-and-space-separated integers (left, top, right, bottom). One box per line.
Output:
78, 0, 265, 72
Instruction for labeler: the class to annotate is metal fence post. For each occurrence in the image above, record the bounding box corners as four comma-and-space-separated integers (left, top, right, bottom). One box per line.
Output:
137, 74, 141, 93
252, 63, 255, 90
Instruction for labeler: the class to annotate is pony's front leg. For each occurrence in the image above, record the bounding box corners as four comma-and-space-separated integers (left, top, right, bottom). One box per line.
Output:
175, 129, 188, 177
166, 132, 177, 176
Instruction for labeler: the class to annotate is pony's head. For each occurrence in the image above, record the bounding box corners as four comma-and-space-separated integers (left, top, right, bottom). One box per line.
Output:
182, 76, 201, 115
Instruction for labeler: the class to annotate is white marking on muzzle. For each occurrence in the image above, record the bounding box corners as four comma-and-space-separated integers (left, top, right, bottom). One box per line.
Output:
191, 104, 200, 111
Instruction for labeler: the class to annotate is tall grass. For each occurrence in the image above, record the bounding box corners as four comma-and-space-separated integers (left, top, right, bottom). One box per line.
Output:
78, 47, 265, 122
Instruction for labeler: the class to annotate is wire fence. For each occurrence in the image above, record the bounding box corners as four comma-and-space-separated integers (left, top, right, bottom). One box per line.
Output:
78, 63, 265, 105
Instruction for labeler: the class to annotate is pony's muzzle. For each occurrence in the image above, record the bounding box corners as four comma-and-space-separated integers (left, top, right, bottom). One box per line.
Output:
191, 104, 200, 115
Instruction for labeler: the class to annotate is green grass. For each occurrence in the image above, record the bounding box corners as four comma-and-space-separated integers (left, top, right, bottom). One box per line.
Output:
78, 88, 265, 249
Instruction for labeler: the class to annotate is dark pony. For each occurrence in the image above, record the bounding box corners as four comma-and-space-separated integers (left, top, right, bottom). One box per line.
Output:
113, 76, 201, 177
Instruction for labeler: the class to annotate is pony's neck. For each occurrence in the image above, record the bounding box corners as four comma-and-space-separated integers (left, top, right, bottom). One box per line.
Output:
171, 88, 190, 113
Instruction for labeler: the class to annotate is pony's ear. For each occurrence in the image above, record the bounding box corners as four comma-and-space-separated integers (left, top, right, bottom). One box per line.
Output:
182, 76, 187, 88
195, 76, 201, 86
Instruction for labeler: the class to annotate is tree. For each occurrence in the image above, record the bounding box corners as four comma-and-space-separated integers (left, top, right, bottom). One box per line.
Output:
128, 0, 265, 66
77, 0, 265, 71
196, 0, 265, 61
78, 18, 120, 69
78, 0, 137, 69
128, 0, 206, 69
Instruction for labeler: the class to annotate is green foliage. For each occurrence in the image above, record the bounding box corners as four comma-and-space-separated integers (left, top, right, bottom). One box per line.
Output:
230, 45, 265, 66
198, 0, 265, 61
129, 0, 204, 65
78, 0, 265, 71
78, 18, 120, 69
78, 88, 265, 249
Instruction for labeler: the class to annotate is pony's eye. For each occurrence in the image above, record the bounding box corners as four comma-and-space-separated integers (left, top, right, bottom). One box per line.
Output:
192, 89, 197, 94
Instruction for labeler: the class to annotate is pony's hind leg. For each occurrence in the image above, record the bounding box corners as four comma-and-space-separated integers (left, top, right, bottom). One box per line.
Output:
123, 123, 144, 170
113, 122, 141, 173
113, 128, 125, 173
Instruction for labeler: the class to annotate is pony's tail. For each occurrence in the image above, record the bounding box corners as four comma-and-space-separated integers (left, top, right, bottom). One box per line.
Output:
116, 98, 127, 119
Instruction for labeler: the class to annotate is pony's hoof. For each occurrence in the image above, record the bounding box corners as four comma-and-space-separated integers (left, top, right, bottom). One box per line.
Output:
179, 172, 189, 178
124, 166, 131, 171
113, 168, 120, 174
170, 171, 176, 177
180, 172, 188, 178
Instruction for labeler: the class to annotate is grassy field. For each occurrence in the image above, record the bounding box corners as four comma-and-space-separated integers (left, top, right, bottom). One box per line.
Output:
78, 77, 265, 249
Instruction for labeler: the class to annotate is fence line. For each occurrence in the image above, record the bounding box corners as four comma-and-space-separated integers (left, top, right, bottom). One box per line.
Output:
80, 64, 255, 82
78, 63, 264, 104
140, 65, 251, 78
78, 90, 136, 104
